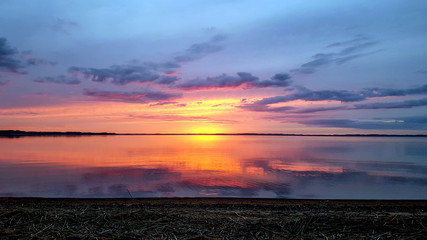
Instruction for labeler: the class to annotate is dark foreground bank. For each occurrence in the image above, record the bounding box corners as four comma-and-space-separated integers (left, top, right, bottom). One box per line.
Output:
1, 198, 426, 239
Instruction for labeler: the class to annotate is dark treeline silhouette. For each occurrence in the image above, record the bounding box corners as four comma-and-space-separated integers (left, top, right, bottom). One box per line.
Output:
1, 130, 426, 137
0, 130, 116, 137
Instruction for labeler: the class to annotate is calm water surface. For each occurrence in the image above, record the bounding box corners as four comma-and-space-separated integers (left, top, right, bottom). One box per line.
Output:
0, 135, 426, 199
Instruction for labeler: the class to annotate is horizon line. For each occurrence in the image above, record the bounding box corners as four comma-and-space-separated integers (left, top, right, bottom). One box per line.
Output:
1, 130, 427, 137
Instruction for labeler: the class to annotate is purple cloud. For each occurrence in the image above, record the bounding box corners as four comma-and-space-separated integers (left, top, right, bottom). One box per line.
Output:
174, 34, 225, 63
301, 116, 427, 130
292, 36, 380, 74
34, 75, 80, 85
176, 72, 291, 90
0, 38, 25, 74
84, 89, 182, 103
176, 72, 258, 90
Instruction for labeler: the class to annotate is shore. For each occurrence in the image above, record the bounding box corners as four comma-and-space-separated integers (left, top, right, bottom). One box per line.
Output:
1, 198, 426, 239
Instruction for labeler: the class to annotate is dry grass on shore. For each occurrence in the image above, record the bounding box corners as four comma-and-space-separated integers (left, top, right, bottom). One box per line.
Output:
1, 198, 426, 239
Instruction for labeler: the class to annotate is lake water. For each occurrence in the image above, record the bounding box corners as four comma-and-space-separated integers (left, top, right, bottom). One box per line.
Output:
0, 135, 426, 199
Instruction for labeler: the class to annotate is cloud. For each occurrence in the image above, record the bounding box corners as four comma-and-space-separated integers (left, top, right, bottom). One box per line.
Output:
34, 75, 81, 85
0, 38, 25, 74
292, 36, 380, 74
0, 80, 9, 86
250, 73, 292, 87
237, 104, 295, 112
176, 72, 258, 90
238, 85, 427, 116
176, 72, 292, 90
251, 85, 427, 106
354, 98, 427, 109
70, 64, 167, 85
174, 34, 225, 63
255, 86, 366, 105
149, 101, 187, 107
68, 36, 227, 87
127, 114, 238, 124
326, 35, 369, 48
149, 101, 178, 107
292, 106, 349, 114
301, 116, 427, 130
84, 89, 182, 103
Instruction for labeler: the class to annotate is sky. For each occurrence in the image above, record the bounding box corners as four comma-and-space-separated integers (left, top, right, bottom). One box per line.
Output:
1, 0, 427, 134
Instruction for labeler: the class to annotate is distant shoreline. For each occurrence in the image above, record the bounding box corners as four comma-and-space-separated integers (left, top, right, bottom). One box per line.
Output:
1, 130, 427, 137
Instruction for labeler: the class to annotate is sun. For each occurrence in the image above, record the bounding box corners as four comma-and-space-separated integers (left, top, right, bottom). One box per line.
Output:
188, 125, 225, 134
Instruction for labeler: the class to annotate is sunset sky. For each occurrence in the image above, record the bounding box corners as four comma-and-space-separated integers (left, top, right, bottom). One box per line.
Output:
1, 0, 427, 134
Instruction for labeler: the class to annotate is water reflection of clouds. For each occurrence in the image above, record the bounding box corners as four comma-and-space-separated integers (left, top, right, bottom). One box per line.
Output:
1, 136, 427, 199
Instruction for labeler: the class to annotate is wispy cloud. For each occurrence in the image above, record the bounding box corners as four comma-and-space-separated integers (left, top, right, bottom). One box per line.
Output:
249, 85, 427, 106
68, 35, 227, 87
127, 114, 238, 124
174, 34, 225, 63
84, 89, 181, 103
291, 36, 380, 74
354, 98, 427, 110
301, 116, 427, 130
34, 75, 81, 85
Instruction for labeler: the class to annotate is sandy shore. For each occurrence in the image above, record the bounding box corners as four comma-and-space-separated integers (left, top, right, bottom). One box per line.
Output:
1, 198, 426, 239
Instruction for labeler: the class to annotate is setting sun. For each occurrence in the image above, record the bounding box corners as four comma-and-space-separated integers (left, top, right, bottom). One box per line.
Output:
188, 125, 226, 134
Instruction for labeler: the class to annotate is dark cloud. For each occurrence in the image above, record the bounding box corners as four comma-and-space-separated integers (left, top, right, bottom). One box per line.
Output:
292, 106, 349, 114
84, 89, 182, 103
301, 116, 427, 130
0, 38, 25, 73
339, 41, 378, 55
174, 34, 225, 63
34, 75, 81, 85
177, 72, 292, 90
237, 104, 295, 112
292, 36, 380, 74
251, 85, 427, 106
70, 64, 165, 85
354, 98, 427, 109
149, 101, 178, 107
68, 36, 227, 86
176, 72, 258, 90
250, 73, 292, 87
255, 86, 366, 105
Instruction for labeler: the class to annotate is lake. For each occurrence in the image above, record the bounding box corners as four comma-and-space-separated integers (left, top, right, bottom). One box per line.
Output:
0, 135, 426, 199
